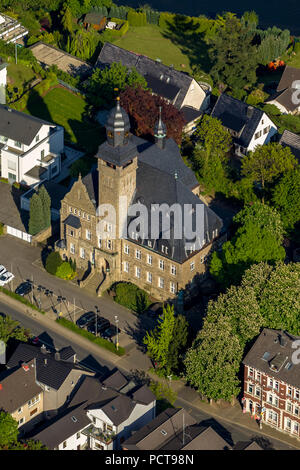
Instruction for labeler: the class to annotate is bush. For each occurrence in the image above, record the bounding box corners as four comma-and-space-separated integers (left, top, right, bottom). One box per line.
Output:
158, 12, 175, 30
113, 282, 151, 313
56, 262, 76, 280
127, 10, 147, 26
56, 317, 125, 356
0, 223, 3, 236
45, 251, 63, 275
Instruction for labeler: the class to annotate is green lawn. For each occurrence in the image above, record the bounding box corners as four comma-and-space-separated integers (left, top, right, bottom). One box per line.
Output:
23, 86, 105, 153
7, 62, 36, 88
114, 25, 193, 74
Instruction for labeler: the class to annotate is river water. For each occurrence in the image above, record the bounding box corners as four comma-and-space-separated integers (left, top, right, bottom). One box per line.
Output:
116, 0, 300, 35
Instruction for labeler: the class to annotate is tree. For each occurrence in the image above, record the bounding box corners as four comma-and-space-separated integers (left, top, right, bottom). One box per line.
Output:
167, 314, 189, 373
208, 13, 258, 97
210, 202, 285, 287
60, 3, 73, 34
241, 143, 297, 202
0, 315, 29, 345
194, 115, 232, 160
0, 412, 18, 447
241, 11, 259, 31
272, 168, 300, 235
45, 251, 63, 275
120, 86, 186, 145
257, 27, 290, 65
184, 315, 243, 401
28, 193, 44, 236
87, 62, 147, 109
38, 185, 51, 230
143, 304, 176, 374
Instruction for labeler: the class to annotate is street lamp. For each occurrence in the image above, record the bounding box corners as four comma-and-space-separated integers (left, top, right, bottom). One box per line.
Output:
114, 315, 119, 350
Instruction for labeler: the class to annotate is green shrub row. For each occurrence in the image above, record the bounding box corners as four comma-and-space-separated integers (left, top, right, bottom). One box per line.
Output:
127, 10, 147, 27
104, 18, 129, 39
112, 282, 151, 313
0, 286, 45, 314
56, 317, 125, 356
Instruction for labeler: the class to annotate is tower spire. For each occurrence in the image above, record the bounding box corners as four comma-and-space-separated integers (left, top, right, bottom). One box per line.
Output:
105, 95, 130, 147
154, 106, 167, 150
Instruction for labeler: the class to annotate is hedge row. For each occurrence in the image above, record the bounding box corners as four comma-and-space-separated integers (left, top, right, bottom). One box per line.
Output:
0, 286, 45, 314
56, 317, 125, 356
108, 18, 129, 37
127, 10, 147, 27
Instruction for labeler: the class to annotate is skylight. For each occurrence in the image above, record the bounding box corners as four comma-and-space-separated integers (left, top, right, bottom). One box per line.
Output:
262, 352, 270, 361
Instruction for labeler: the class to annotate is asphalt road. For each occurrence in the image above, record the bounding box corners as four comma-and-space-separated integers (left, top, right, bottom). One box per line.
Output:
1, 298, 297, 451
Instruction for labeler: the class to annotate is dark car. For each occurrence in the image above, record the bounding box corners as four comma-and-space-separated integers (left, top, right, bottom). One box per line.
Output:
15, 282, 32, 297
87, 317, 110, 336
101, 325, 120, 340
76, 311, 96, 328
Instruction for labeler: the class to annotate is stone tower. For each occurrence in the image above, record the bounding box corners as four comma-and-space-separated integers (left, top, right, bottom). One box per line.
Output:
96, 98, 138, 270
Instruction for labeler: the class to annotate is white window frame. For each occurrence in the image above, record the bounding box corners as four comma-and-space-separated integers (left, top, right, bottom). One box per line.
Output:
70, 243, 75, 255
135, 249, 141, 260
124, 244, 129, 255
171, 265, 176, 275
158, 277, 164, 289
86, 229, 91, 240
159, 259, 164, 270
147, 272, 152, 284
135, 266, 141, 279
123, 261, 129, 273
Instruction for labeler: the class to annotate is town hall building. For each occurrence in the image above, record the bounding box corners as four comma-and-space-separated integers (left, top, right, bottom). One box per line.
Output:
57, 100, 223, 301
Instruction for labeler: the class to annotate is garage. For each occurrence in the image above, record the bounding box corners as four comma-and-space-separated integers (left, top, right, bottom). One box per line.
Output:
6, 225, 32, 243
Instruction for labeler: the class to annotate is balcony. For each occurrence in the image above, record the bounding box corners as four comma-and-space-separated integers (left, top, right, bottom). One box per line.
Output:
81, 424, 115, 444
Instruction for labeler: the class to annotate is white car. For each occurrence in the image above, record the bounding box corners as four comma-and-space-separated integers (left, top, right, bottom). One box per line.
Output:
0, 265, 6, 276
0, 271, 14, 286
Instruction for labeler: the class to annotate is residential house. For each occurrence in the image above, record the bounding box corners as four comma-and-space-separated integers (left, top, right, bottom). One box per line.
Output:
122, 407, 232, 450
279, 129, 300, 163
0, 359, 44, 433
266, 66, 300, 115
96, 42, 211, 132
6, 342, 94, 420
29, 370, 156, 450
56, 101, 224, 301
211, 93, 277, 157
83, 13, 106, 31
0, 104, 64, 186
242, 328, 300, 440
0, 13, 28, 44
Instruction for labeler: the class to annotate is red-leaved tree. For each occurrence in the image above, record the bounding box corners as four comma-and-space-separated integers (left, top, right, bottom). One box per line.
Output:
120, 86, 186, 145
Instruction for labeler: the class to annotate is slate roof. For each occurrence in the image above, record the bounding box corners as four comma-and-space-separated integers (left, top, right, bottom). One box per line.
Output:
6, 343, 82, 390
82, 170, 98, 207
267, 87, 300, 113
102, 370, 128, 391
0, 104, 55, 146
0, 359, 42, 413
279, 129, 300, 162
144, 73, 180, 101
96, 43, 193, 109
129, 161, 223, 263
163, 425, 231, 451
63, 214, 81, 229
59, 346, 76, 361
277, 66, 300, 92
243, 328, 300, 389
211, 93, 265, 148
96, 135, 139, 166
234, 441, 263, 450
29, 372, 155, 449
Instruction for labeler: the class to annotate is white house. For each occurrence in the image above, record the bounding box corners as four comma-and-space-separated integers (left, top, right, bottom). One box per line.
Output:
211, 93, 278, 157
0, 105, 64, 186
96, 42, 212, 133
31, 372, 156, 450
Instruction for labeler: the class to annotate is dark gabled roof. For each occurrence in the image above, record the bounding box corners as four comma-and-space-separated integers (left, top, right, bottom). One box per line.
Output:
135, 136, 198, 191
129, 161, 223, 263
102, 370, 128, 391
84, 13, 105, 24
101, 394, 135, 426
211, 94, 265, 148
144, 73, 180, 101
0, 105, 55, 146
277, 66, 300, 92
279, 129, 300, 162
243, 328, 300, 389
163, 425, 232, 451
6, 343, 81, 390
0, 359, 42, 413
267, 87, 300, 113
96, 43, 193, 109
181, 106, 202, 124
131, 384, 156, 406
123, 408, 196, 450
63, 214, 81, 229
82, 169, 98, 206
59, 346, 76, 361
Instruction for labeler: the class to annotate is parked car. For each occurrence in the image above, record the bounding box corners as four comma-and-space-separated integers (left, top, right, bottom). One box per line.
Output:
76, 311, 96, 328
87, 317, 110, 335
101, 325, 120, 340
15, 281, 32, 297
0, 272, 14, 286
0, 265, 6, 277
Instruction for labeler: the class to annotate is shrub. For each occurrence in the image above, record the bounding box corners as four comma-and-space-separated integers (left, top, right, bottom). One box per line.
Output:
127, 10, 147, 26
294, 42, 300, 53
56, 262, 76, 280
56, 317, 125, 356
0, 286, 45, 314
45, 251, 63, 275
0, 223, 3, 236
158, 12, 175, 30
113, 282, 151, 313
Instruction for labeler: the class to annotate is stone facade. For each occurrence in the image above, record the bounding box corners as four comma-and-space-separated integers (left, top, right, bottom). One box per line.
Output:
58, 101, 223, 301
